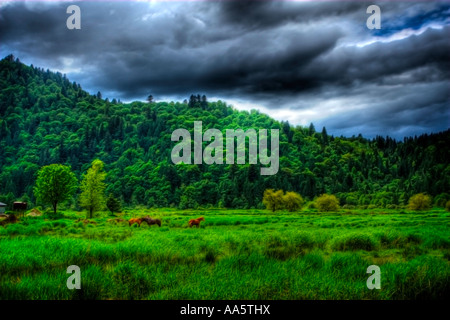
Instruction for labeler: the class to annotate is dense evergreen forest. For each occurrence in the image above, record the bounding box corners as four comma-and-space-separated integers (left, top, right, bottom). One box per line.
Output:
0, 55, 449, 210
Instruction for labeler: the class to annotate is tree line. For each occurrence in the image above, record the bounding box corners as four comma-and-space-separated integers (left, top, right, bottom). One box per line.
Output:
0, 56, 449, 211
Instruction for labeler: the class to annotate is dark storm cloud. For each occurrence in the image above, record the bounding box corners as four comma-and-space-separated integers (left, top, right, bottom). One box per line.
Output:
304, 26, 450, 86
314, 81, 449, 138
0, 0, 449, 139
218, 0, 363, 30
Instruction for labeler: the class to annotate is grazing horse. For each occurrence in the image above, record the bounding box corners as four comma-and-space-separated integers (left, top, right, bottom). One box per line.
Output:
142, 216, 161, 227
188, 216, 205, 228
128, 218, 143, 227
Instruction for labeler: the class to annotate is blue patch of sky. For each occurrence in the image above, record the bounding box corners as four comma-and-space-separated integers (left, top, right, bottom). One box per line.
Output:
373, 4, 450, 37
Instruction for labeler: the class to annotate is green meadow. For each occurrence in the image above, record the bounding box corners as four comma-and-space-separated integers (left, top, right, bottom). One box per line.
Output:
0, 208, 449, 300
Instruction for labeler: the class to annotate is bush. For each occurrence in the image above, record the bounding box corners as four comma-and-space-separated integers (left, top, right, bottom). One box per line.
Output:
434, 193, 449, 208
407, 193, 432, 211
283, 191, 304, 212
262, 189, 284, 212
446, 200, 450, 212
315, 194, 339, 212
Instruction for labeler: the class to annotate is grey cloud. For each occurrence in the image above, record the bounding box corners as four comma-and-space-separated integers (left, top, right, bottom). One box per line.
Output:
0, 0, 448, 139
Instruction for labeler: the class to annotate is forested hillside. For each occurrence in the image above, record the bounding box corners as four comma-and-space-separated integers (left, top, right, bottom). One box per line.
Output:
0, 55, 449, 210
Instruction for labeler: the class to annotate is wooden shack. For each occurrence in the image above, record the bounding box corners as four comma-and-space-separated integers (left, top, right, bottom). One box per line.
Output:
0, 202, 6, 214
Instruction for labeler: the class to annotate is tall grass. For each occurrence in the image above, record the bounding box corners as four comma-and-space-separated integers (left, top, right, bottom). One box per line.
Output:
0, 209, 448, 299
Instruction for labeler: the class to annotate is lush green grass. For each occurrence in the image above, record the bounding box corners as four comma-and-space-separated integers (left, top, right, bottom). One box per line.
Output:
0, 209, 449, 299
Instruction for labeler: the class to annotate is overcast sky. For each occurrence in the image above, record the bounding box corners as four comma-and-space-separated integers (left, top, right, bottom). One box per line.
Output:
1, 0, 449, 139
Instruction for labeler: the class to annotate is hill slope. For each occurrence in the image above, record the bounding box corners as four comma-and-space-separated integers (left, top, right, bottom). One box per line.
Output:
0, 55, 449, 209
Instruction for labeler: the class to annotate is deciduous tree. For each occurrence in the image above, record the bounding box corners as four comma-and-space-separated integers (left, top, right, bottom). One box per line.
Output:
34, 164, 78, 215
79, 159, 107, 218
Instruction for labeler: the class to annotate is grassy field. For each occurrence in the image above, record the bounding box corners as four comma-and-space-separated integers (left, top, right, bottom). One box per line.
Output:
0, 208, 449, 300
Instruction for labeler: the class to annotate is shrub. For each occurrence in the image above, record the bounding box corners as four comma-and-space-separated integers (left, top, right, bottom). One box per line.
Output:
315, 194, 339, 212
407, 193, 432, 211
262, 189, 284, 212
445, 200, 450, 212
283, 191, 304, 212
434, 193, 449, 208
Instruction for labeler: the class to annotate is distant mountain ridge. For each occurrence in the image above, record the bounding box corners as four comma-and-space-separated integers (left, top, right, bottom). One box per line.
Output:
0, 55, 449, 209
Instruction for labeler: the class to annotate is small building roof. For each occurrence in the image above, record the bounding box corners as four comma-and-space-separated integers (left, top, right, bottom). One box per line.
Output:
0, 202, 6, 207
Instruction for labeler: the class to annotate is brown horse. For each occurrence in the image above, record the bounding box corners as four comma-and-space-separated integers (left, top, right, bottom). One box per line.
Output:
142, 216, 161, 227
188, 216, 205, 228
128, 218, 143, 227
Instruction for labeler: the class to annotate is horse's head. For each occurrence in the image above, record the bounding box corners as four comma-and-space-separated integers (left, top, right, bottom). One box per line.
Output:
200, 217, 205, 221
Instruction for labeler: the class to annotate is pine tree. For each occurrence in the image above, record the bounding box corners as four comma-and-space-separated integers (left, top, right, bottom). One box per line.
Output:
309, 123, 316, 136
321, 127, 328, 145
106, 194, 122, 215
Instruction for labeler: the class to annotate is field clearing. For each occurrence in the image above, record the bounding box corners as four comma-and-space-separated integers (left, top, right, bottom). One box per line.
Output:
0, 209, 449, 300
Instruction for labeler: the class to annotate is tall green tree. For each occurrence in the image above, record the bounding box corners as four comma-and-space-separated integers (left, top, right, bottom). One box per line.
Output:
79, 159, 107, 218
34, 164, 78, 215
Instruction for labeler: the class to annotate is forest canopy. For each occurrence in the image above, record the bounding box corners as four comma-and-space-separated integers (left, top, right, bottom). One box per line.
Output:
0, 56, 449, 210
